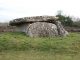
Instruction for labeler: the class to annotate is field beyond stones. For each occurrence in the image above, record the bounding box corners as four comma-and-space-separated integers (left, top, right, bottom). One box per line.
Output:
0, 32, 80, 60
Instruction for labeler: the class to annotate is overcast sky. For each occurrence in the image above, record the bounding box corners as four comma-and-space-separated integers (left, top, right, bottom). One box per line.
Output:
0, 0, 80, 22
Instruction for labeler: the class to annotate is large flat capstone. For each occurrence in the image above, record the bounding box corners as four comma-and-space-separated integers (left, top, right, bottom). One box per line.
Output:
9, 16, 58, 26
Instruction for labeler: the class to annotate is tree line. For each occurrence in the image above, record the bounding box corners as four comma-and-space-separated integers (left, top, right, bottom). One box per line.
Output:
56, 10, 80, 28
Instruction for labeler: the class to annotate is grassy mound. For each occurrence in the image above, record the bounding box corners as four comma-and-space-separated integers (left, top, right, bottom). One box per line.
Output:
0, 32, 80, 54
0, 32, 80, 60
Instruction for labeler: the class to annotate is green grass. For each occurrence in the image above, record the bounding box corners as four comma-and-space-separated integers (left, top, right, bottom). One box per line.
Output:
0, 32, 80, 60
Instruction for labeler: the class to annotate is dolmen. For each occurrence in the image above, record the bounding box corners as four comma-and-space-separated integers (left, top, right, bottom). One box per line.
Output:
9, 15, 68, 37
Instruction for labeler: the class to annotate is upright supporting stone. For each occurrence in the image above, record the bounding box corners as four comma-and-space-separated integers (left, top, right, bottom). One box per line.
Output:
26, 22, 58, 37
55, 21, 68, 37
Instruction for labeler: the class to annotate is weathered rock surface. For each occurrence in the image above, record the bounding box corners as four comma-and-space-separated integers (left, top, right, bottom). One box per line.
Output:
26, 22, 58, 37
9, 15, 68, 37
9, 16, 58, 26
55, 21, 68, 37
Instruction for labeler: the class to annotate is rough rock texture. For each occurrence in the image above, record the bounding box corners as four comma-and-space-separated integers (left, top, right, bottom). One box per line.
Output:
9, 16, 58, 26
26, 22, 58, 37
55, 21, 68, 37
9, 16, 68, 37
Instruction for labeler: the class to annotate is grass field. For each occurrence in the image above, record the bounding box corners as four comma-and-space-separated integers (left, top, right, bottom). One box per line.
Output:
0, 32, 80, 60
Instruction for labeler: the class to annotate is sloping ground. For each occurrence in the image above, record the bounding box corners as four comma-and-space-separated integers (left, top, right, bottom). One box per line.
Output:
0, 32, 80, 60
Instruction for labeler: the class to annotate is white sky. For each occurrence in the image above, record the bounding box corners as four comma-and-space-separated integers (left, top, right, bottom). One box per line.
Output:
0, 0, 80, 22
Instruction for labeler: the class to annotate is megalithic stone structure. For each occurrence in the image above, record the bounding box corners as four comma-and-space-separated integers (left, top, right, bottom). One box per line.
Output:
9, 15, 68, 37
